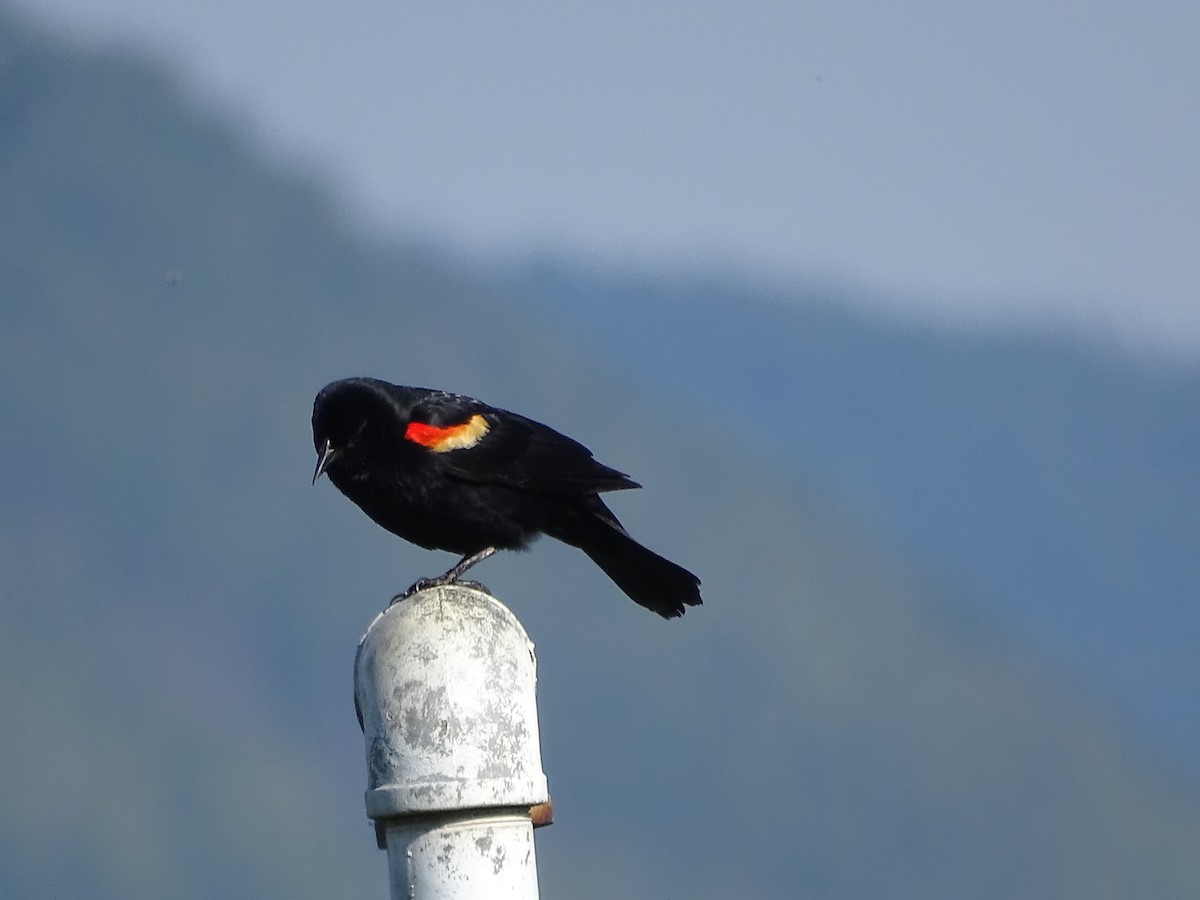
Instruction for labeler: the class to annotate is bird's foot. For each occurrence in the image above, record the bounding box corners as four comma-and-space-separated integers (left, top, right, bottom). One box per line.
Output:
389, 548, 499, 605
389, 576, 491, 606
390, 578, 436, 605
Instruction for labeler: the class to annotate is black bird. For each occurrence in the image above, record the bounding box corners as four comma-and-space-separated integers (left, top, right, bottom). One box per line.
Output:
311, 377, 702, 618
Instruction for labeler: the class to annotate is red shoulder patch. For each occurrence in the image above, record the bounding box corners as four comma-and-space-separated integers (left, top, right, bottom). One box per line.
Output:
404, 414, 490, 452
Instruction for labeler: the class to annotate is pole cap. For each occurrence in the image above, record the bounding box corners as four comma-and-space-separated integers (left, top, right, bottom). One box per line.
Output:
355, 584, 550, 821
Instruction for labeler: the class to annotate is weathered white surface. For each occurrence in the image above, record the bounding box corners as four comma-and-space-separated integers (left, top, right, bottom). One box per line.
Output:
355, 584, 548, 899
382, 811, 539, 900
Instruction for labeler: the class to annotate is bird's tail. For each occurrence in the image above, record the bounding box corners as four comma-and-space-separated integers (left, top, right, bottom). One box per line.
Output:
547, 497, 702, 618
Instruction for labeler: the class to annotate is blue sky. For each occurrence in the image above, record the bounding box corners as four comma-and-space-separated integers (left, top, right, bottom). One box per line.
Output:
18, 0, 1200, 354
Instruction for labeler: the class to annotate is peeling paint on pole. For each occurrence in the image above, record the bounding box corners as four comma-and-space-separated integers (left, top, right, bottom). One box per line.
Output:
355, 584, 549, 899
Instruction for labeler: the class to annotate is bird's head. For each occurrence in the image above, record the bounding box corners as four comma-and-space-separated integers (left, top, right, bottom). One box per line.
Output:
311, 378, 407, 484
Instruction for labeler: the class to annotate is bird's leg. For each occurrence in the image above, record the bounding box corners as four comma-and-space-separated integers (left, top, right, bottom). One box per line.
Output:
391, 547, 498, 605
444, 546, 497, 580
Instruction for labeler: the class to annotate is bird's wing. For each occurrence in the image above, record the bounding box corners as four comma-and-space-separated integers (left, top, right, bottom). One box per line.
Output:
404, 394, 639, 495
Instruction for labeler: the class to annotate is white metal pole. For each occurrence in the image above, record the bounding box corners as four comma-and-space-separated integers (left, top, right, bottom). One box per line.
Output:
354, 584, 551, 900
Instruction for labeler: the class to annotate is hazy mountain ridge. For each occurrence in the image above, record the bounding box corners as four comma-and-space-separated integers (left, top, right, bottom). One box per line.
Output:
2, 6, 1199, 898
507, 260, 1200, 768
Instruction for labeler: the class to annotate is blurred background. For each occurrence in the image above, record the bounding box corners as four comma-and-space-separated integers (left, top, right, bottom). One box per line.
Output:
1, 2, 1198, 897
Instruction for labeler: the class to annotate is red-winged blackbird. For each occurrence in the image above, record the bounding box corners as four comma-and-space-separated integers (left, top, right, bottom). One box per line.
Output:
311, 377, 702, 618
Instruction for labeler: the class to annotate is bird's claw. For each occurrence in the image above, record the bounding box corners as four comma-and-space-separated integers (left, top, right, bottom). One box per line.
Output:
389, 577, 491, 606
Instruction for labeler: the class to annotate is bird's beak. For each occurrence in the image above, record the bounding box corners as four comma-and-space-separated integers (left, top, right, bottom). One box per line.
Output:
312, 438, 339, 484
